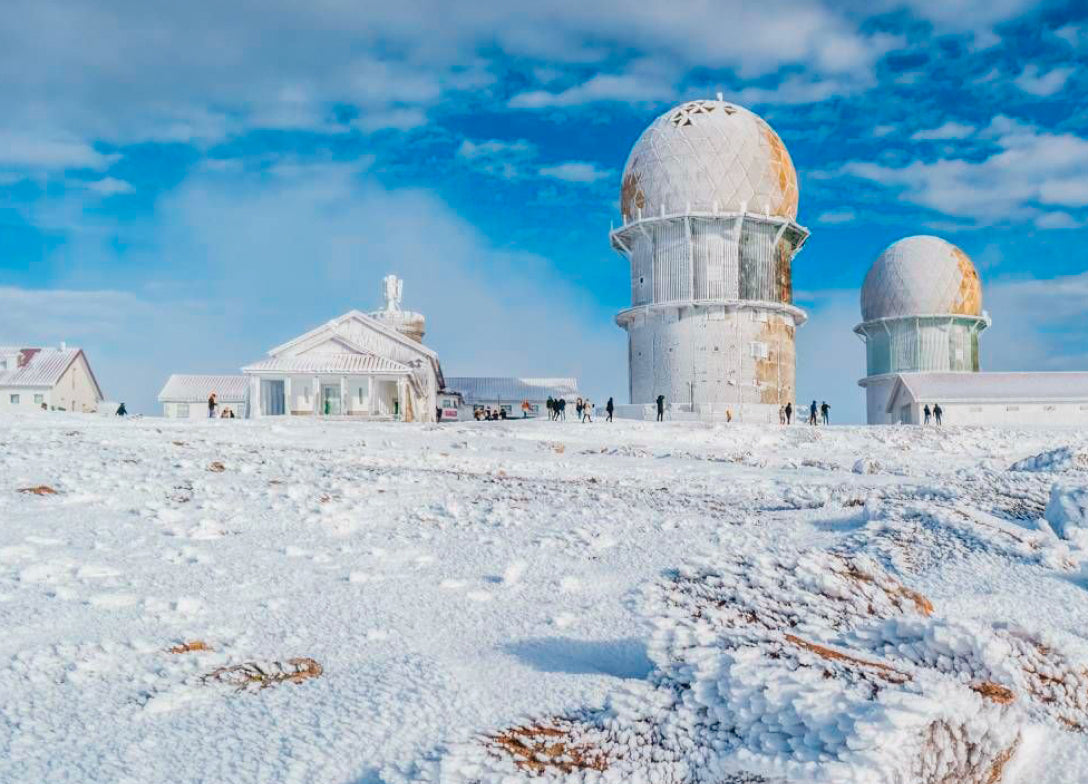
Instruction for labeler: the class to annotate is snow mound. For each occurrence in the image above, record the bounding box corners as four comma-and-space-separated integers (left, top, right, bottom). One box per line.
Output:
443, 549, 1088, 783
1011, 447, 1088, 473
1045, 483, 1088, 546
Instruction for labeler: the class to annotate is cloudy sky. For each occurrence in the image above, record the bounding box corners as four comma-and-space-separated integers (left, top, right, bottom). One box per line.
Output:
2, 0, 1087, 420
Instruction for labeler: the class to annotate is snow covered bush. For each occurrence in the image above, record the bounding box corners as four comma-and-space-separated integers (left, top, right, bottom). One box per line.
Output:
1045, 483, 1088, 546
442, 549, 1088, 783
1011, 447, 1088, 473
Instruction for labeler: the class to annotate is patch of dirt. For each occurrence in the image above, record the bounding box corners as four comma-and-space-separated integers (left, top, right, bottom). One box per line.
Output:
18, 485, 57, 496
201, 657, 322, 692
207, 461, 226, 473
168, 640, 211, 654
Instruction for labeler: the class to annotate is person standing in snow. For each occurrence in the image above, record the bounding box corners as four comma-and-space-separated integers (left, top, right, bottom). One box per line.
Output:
778, 405, 786, 425
656, 394, 665, 422
606, 397, 614, 422
820, 401, 830, 425
933, 403, 943, 426
809, 400, 818, 426
558, 398, 566, 420
785, 402, 792, 424
576, 398, 584, 420
583, 399, 592, 423
521, 400, 530, 418
116, 402, 127, 416
546, 397, 554, 420
923, 404, 931, 425
208, 392, 217, 419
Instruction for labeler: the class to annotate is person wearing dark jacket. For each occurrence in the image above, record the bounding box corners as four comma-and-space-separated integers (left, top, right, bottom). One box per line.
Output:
809, 400, 818, 426
656, 394, 665, 422
933, 403, 943, 426
820, 401, 830, 425
116, 402, 127, 416
784, 401, 792, 424
923, 404, 931, 425
208, 392, 217, 419
606, 397, 614, 422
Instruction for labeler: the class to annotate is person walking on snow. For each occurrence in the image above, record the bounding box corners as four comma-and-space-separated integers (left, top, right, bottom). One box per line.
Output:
820, 401, 830, 425
923, 404, 931, 425
606, 397, 614, 422
546, 397, 554, 420
115, 402, 127, 416
582, 399, 592, 423
208, 392, 217, 419
778, 405, 786, 425
933, 403, 943, 426
809, 400, 818, 426
558, 398, 567, 420
576, 398, 584, 420
656, 394, 665, 422
784, 402, 792, 424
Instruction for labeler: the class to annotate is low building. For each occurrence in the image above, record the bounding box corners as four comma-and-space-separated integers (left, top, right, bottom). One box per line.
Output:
884, 372, 1088, 426
158, 375, 249, 419
443, 377, 580, 419
0, 344, 104, 413
242, 277, 442, 421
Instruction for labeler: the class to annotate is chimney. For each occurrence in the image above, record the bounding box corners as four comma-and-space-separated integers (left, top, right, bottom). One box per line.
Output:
60, 341, 66, 351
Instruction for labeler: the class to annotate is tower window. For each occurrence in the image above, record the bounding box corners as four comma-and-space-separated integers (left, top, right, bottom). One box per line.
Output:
749, 342, 768, 359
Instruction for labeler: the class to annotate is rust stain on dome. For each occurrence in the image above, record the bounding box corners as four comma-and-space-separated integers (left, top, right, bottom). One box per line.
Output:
951, 246, 982, 316
760, 123, 798, 219
621, 169, 645, 218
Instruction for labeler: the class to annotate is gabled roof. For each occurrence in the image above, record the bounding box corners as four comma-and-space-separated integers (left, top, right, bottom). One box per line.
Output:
0, 347, 103, 399
444, 377, 580, 404
886, 372, 1088, 413
158, 374, 249, 403
267, 310, 438, 361
242, 353, 411, 375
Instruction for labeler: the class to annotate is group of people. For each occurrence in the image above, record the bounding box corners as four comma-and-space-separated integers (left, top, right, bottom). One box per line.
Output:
923, 403, 943, 426
775, 401, 830, 425
207, 393, 237, 419
543, 396, 616, 422
473, 407, 508, 421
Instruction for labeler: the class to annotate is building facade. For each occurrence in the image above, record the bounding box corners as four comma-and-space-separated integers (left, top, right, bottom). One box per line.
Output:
856, 236, 990, 424
610, 98, 808, 423
0, 345, 104, 413
158, 375, 249, 418
241, 276, 443, 421
883, 372, 1088, 426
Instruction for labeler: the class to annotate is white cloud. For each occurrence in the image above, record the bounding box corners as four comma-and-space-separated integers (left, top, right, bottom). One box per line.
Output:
537, 161, 611, 183
84, 177, 134, 196
815, 208, 857, 224
872, 124, 896, 138
1034, 211, 1081, 230
508, 65, 677, 109
1014, 64, 1074, 97
1054, 24, 1087, 48
456, 138, 536, 179
910, 121, 975, 141
840, 117, 1088, 225
0, 132, 116, 170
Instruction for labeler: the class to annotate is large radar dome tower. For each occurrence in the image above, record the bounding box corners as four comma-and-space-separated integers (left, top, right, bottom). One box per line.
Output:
855, 235, 990, 424
610, 98, 809, 421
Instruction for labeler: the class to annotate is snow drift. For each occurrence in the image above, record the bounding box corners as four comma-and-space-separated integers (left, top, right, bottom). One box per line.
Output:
443, 549, 1088, 783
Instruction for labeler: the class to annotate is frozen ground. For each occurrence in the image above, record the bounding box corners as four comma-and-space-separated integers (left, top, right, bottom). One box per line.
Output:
3, 413, 1088, 782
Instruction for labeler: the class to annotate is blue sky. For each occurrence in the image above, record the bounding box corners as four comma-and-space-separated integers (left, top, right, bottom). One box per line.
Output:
2, 0, 1088, 421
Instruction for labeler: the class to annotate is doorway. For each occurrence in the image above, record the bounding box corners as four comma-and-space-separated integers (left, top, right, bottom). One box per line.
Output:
320, 383, 342, 416
261, 379, 285, 416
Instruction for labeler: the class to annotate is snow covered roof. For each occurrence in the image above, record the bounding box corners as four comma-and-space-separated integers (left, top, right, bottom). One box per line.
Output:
267, 310, 438, 361
444, 377, 580, 404
886, 372, 1088, 411
0, 346, 102, 397
158, 374, 249, 403
242, 353, 411, 375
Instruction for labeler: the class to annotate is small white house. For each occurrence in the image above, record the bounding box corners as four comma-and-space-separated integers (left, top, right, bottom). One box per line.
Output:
158, 375, 249, 419
0, 345, 104, 413
884, 372, 1088, 426
444, 377, 580, 419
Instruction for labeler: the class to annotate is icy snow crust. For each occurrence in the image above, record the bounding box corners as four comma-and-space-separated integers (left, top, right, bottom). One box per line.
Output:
4, 416, 1088, 782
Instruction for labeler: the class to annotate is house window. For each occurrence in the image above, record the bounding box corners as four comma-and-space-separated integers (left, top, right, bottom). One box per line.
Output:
749, 341, 768, 359
359, 388, 365, 404
176, 403, 190, 418
34, 394, 44, 405
10, 394, 19, 404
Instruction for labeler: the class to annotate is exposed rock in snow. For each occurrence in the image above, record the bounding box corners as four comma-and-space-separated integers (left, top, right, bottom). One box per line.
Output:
853, 457, 881, 474
1046, 483, 1088, 546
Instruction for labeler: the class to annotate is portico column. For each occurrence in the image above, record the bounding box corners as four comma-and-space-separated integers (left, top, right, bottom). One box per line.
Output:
340, 376, 347, 416
283, 376, 292, 417
250, 376, 261, 419
312, 376, 320, 415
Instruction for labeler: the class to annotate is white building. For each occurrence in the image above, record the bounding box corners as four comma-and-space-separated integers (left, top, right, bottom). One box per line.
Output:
883, 372, 1088, 426
444, 377, 580, 419
610, 97, 808, 423
158, 375, 249, 419
0, 345, 104, 413
241, 276, 443, 421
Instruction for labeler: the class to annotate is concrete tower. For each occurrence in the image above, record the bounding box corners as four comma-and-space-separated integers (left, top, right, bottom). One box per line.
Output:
855, 235, 990, 424
610, 98, 809, 422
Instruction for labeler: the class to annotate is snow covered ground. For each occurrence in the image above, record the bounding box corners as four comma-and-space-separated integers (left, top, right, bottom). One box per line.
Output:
3, 413, 1088, 782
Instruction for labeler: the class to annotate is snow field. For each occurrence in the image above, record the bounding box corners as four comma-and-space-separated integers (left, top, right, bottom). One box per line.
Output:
3, 414, 1088, 782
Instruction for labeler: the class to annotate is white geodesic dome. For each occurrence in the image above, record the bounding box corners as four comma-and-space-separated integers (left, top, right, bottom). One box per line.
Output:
861, 235, 983, 322
620, 99, 799, 222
